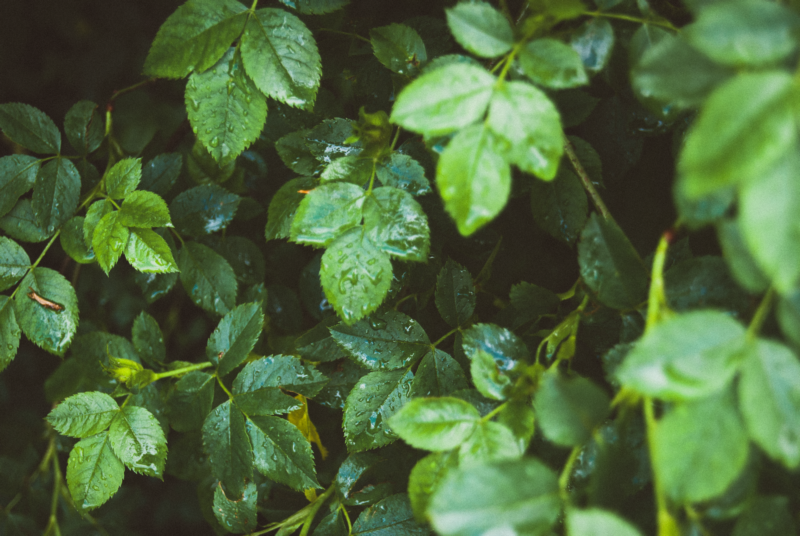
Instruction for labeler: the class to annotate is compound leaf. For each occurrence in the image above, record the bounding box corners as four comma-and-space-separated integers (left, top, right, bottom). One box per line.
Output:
105, 157, 142, 200
92, 212, 129, 275
118, 190, 172, 228
233, 355, 328, 402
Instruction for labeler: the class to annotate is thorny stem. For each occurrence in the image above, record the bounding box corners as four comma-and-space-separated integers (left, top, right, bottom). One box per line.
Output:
153, 361, 214, 380
747, 287, 775, 340
564, 137, 613, 222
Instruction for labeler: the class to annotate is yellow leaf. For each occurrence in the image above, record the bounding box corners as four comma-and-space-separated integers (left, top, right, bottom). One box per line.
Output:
288, 394, 328, 460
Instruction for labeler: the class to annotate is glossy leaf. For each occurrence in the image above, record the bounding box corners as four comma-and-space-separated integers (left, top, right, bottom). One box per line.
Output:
305, 118, 361, 165
435, 259, 475, 328
461, 323, 529, 371
126, 228, 179, 273
109, 405, 168, 478
410, 350, 468, 398
376, 153, 430, 197
240, 8, 321, 109
534, 372, 610, 446
168, 371, 215, 432
65, 100, 103, 155
0, 102, 60, 154
234, 355, 327, 400
364, 187, 429, 262
290, 183, 365, 246
445, 2, 513, 58
343, 369, 413, 451
0, 199, 52, 243
118, 191, 172, 229
295, 317, 349, 363
248, 415, 319, 490
31, 157, 80, 235
470, 349, 512, 401
202, 400, 252, 498
320, 155, 372, 186
105, 157, 141, 200
178, 241, 238, 316
213, 481, 257, 533
531, 167, 588, 245
46, 391, 119, 438
370, 23, 427, 76
66, 432, 124, 513
266, 177, 317, 241
352, 494, 428, 536
567, 508, 644, 536
92, 212, 129, 275
60, 217, 94, 264
13, 268, 78, 356
132, 311, 166, 367
570, 18, 614, 74
389, 397, 479, 452
0, 155, 38, 219
207, 302, 264, 377
83, 199, 114, 247
519, 38, 588, 89
0, 297, 20, 373
171, 184, 240, 237
0, 236, 30, 291
139, 153, 182, 196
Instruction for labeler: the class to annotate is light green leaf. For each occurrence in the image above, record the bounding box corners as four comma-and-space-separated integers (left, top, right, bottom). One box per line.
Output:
570, 18, 615, 74
83, 199, 114, 247
429, 458, 560, 536
66, 432, 124, 513
343, 369, 413, 451
408, 451, 459, 522
233, 355, 328, 402
445, 2, 513, 58
654, 390, 749, 502
143, 0, 248, 78
178, 241, 238, 316
352, 494, 428, 536
32, 158, 80, 234
616, 310, 745, 401
534, 372, 610, 446
437, 124, 510, 236
132, 312, 166, 367
248, 415, 319, 490
277, 0, 350, 14
46, 392, 119, 438
305, 118, 361, 164
125, 228, 180, 274
320, 155, 373, 186
497, 399, 535, 452
518, 38, 588, 89
171, 184, 240, 237
370, 23, 427, 76
265, 176, 318, 241
470, 349, 512, 401
92, 212, 129, 275
140, 153, 182, 197
410, 350, 469, 398
391, 63, 495, 136
0, 236, 30, 291
168, 371, 215, 432
64, 100, 103, 155
568, 508, 644, 536
60, 217, 94, 264
364, 187, 430, 262
290, 183, 365, 246
388, 397, 480, 451
207, 302, 265, 377
435, 259, 476, 328
678, 71, 795, 199
530, 167, 588, 245
716, 219, 769, 294
320, 228, 393, 324
458, 421, 522, 466
376, 153, 430, 196
240, 8, 321, 109
0, 298, 20, 373
214, 480, 257, 532
109, 405, 168, 478
0, 103, 61, 154
202, 400, 253, 498
13, 267, 79, 356
0, 155, 38, 218
105, 157, 142, 200
739, 340, 800, 468
118, 191, 172, 228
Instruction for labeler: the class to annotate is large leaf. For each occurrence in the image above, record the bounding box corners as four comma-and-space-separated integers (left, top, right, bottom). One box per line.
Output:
171, 184, 240, 237
534, 372, 610, 446
0, 103, 60, 154
213, 481, 257, 532
178, 241, 238, 316
13, 267, 79, 356
290, 183, 365, 246
31, 158, 80, 235
370, 23, 427, 76
0, 199, 52, 243
202, 400, 253, 498
247, 415, 319, 490
143, 0, 248, 78
207, 302, 264, 377
389, 397, 480, 452
435, 259, 475, 328
352, 494, 429, 536
46, 392, 119, 438
445, 2, 513, 58
530, 167, 588, 245
0, 236, 30, 291
240, 8, 321, 109
66, 432, 124, 513
108, 406, 168, 478
343, 369, 414, 451
364, 187, 430, 262
168, 371, 216, 432
0, 155, 39, 219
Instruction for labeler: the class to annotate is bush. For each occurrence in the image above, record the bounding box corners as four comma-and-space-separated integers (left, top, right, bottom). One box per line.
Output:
1, 0, 799, 534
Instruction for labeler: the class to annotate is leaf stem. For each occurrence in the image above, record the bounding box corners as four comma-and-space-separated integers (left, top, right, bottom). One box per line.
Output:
563, 136, 613, 222
746, 287, 775, 340
216, 374, 235, 400
108, 78, 157, 104
582, 10, 679, 32
644, 396, 679, 536
153, 361, 214, 380
298, 484, 336, 536
558, 446, 581, 504
316, 28, 371, 44
645, 232, 672, 332
480, 401, 507, 422
432, 327, 460, 348
339, 503, 353, 533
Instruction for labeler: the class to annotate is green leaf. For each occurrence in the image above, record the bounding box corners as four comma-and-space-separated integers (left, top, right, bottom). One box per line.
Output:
376, 153, 431, 197
445, 2, 513, 58
215, 236, 265, 286
320, 155, 373, 186
92, 212, 129, 275
64, 100, 103, 155
143, 0, 248, 78
46, 392, 119, 438
435, 259, 476, 328
171, 184, 240, 237
364, 187, 430, 262
60, 217, 95, 264
778, 291, 800, 348
534, 372, 610, 446
408, 451, 459, 522
306, 118, 361, 164
13, 267, 79, 356
567, 508, 644, 536
202, 400, 252, 498
470, 349, 512, 401
678, 71, 795, 199
437, 124, 510, 236
530, 167, 588, 245
83, 199, 114, 247
370, 24, 427, 76
125, 228, 180, 273
234, 355, 328, 401
654, 390, 749, 502
240, 8, 321, 109
0, 199, 52, 243
731, 496, 797, 536
214, 480, 257, 533
388, 397, 480, 451
518, 38, 588, 89
497, 399, 535, 452
320, 228, 393, 324
343, 369, 413, 451
330, 310, 429, 371
118, 191, 172, 229
738, 340, 800, 468
616, 310, 745, 401
391, 63, 495, 136
186, 47, 268, 164
248, 415, 319, 490
685, 3, 800, 67
716, 220, 769, 294
410, 350, 468, 398
290, 183, 365, 246
296, 317, 348, 363
140, 153, 182, 197
0, 155, 38, 219
578, 213, 648, 310
265, 177, 318, 241
131, 311, 166, 367
570, 18, 615, 74
66, 432, 124, 513
0, 103, 61, 154
277, 0, 350, 14
105, 157, 142, 200
179, 241, 238, 316
109, 405, 168, 478
168, 371, 215, 432
461, 323, 529, 371
32, 158, 80, 234
429, 458, 560, 536
509, 282, 560, 323
0, 297, 20, 373
352, 494, 428, 536
0, 236, 30, 291
664, 257, 750, 316
275, 130, 321, 175
458, 420, 522, 466
207, 302, 264, 377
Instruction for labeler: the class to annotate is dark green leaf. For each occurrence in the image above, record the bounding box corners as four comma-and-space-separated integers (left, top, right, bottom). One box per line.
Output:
277, 0, 350, 14
275, 129, 321, 175
364, 187, 430, 262
0, 199, 52, 243
352, 494, 429, 536
64, 100, 103, 155
461, 323, 529, 372
290, 183, 365, 246
570, 18, 614, 74
531, 167, 588, 245
46, 391, 119, 438
59, 216, 94, 264
445, 2, 513, 58
408, 451, 459, 522
233, 355, 328, 400
171, 184, 240, 237
179, 241, 238, 316
376, 153, 430, 197
140, 153, 182, 196
578, 213, 648, 310
732, 496, 797, 536
305, 118, 361, 164
0, 236, 29, 291
778, 291, 800, 348
214, 236, 265, 286
126, 228, 179, 273
316, 359, 367, 409
509, 282, 560, 323
0, 297, 20, 373
134, 229, 179, 303
66, 432, 124, 513
0, 155, 38, 219
370, 24, 427, 76
320, 155, 372, 186
567, 508, 644, 536
266, 177, 318, 241
296, 317, 348, 363
410, 350, 468, 398
118, 190, 172, 228
214, 480, 257, 532
248, 415, 319, 490
518, 38, 588, 89
202, 400, 252, 498
534, 372, 610, 446
132, 311, 166, 367
143, 0, 249, 78
168, 371, 215, 432
32, 158, 80, 234
207, 302, 264, 377
435, 259, 475, 328
664, 257, 750, 317
0, 103, 60, 154
13, 267, 79, 356
108, 405, 168, 477
343, 369, 413, 451
240, 8, 321, 109
92, 212, 129, 275
186, 137, 237, 184
389, 397, 479, 451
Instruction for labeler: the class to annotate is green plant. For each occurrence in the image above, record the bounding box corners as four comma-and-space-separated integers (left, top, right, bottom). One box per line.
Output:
1, 0, 800, 534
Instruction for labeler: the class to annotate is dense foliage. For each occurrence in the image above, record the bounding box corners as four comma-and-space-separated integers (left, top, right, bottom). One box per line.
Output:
1, 0, 800, 534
